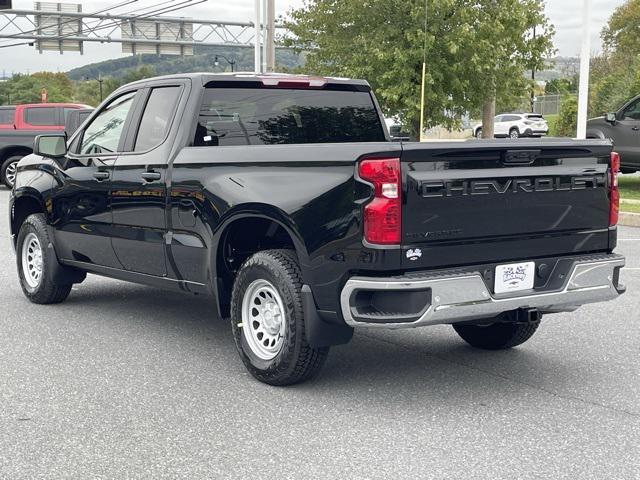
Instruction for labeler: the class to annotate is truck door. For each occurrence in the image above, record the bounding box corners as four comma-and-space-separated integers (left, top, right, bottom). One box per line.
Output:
110, 84, 184, 277
50, 90, 139, 268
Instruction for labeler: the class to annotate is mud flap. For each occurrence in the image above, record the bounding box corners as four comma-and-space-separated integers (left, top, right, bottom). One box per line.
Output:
302, 285, 353, 348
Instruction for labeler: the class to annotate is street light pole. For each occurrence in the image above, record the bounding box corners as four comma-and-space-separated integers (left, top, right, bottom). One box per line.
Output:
214, 55, 236, 72
84, 74, 104, 103
97, 73, 103, 103
576, 0, 592, 139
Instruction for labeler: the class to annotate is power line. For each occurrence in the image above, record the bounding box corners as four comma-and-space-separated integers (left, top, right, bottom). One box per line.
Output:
0, 0, 206, 50
0, 0, 141, 43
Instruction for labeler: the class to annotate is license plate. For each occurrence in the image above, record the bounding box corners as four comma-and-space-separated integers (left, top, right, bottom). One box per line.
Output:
494, 261, 535, 294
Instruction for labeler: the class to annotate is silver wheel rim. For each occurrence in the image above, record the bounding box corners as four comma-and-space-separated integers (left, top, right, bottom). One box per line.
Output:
476, 131, 482, 139
5, 160, 17, 186
510, 131, 518, 139
241, 279, 286, 360
21, 232, 43, 289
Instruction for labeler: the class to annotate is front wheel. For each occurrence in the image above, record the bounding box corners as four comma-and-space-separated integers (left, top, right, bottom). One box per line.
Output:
475, 128, 483, 139
453, 319, 540, 350
230, 249, 329, 386
16, 214, 72, 304
1, 155, 23, 188
509, 128, 520, 139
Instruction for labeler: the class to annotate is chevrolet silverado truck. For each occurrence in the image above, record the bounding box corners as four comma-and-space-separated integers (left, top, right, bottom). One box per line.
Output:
9, 73, 626, 385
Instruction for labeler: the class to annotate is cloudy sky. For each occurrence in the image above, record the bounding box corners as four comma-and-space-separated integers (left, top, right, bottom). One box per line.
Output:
0, 0, 628, 74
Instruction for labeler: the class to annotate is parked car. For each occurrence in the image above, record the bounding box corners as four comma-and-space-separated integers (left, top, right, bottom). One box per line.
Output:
587, 94, 640, 173
474, 113, 549, 139
0, 103, 91, 188
9, 73, 625, 385
63, 108, 94, 137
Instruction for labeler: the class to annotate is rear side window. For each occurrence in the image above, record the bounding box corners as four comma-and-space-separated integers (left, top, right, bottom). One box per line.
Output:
194, 87, 385, 146
134, 86, 182, 151
0, 107, 15, 124
24, 107, 58, 126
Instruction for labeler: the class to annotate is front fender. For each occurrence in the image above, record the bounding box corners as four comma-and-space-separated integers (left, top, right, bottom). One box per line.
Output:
586, 129, 607, 140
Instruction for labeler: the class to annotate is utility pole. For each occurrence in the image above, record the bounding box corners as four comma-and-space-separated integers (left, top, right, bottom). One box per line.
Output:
576, 0, 592, 139
265, 0, 275, 72
530, 26, 536, 113
254, 0, 261, 73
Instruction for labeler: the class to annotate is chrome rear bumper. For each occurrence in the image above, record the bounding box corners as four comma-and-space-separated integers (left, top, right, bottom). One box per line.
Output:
340, 254, 625, 329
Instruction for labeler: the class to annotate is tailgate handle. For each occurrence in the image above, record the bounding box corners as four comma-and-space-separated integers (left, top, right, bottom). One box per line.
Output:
502, 150, 540, 166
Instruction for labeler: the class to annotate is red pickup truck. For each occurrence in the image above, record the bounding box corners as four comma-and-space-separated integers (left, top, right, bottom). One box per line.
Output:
0, 103, 91, 188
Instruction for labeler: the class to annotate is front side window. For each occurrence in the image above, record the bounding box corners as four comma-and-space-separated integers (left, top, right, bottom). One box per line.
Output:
134, 86, 182, 152
622, 100, 640, 121
25, 107, 57, 126
80, 91, 136, 154
194, 87, 385, 146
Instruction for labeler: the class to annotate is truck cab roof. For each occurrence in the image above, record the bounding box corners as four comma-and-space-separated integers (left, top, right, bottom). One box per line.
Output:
121, 72, 372, 89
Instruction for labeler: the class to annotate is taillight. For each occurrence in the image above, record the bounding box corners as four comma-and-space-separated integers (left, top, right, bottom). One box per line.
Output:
358, 157, 401, 245
609, 152, 620, 226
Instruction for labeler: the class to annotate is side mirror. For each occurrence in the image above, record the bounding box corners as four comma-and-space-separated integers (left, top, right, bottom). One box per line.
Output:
605, 112, 617, 124
34, 134, 67, 158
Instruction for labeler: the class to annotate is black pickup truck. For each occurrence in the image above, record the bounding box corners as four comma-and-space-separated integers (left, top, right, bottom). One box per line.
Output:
9, 73, 626, 385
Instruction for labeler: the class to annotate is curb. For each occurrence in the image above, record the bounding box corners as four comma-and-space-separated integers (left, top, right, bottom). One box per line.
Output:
620, 212, 640, 228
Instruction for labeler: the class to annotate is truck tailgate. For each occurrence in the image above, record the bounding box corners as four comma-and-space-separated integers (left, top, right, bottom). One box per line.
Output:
400, 140, 614, 269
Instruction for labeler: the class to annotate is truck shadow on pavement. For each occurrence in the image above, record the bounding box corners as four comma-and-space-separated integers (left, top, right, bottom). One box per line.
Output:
52, 278, 574, 399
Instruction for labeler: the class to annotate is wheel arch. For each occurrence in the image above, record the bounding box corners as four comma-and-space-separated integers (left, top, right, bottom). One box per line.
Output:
0, 145, 33, 162
586, 129, 606, 140
211, 206, 311, 318
10, 189, 47, 246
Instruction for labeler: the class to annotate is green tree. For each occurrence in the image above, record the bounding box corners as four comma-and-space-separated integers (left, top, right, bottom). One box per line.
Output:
285, 0, 554, 136
73, 77, 120, 107
0, 72, 74, 104
556, 96, 578, 137
602, 0, 640, 62
585, 1, 640, 118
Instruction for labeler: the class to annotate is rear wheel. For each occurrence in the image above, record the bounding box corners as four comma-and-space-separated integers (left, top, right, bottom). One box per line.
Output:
16, 213, 72, 304
230, 249, 329, 386
453, 319, 540, 350
1, 155, 23, 188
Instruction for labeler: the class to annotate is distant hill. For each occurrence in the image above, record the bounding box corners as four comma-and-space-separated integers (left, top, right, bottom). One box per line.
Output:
67, 46, 304, 80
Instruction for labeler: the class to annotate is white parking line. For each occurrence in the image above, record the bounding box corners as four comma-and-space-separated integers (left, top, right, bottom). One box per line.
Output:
618, 239, 640, 241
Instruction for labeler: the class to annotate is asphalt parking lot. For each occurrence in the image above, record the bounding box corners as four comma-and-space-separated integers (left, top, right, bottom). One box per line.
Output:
0, 187, 638, 479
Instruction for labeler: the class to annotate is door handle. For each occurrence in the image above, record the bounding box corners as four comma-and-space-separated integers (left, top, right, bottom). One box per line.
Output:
93, 171, 110, 181
141, 170, 162, 182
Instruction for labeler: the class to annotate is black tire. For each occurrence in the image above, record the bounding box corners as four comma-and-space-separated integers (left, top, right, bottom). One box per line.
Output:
16, 213, 72, 304
1, 155, 23, 188
230, 249, 329, 386
509, 128, 520, 139
620, 167, 637, 175
453, 319, 540, 350
475, 128, 483, 139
